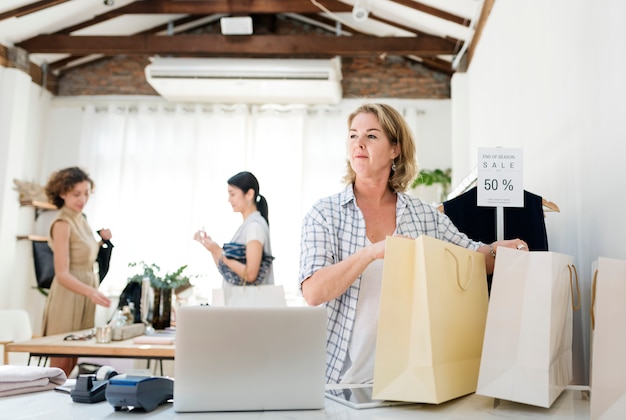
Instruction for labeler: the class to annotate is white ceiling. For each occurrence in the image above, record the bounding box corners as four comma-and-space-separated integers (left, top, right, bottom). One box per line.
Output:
0, 0, 488, 75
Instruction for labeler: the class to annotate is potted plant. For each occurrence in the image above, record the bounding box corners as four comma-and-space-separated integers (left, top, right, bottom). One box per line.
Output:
127, 262, 192, 330
411, 168, 452, 203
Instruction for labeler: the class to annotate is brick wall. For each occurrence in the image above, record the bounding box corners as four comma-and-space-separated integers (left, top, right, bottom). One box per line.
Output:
342, 56, 449, 99
55, 54, 450, 99
57, 56, 157, 96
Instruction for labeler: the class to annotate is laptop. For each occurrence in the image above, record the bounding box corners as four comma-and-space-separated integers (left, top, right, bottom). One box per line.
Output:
173, 305, 327, 412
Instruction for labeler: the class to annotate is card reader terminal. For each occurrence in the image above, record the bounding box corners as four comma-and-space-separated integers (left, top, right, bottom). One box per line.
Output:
105, 374, 174, 412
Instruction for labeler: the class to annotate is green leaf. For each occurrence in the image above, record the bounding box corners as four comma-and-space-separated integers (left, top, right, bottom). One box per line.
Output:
411, 168, 452, 189
127, 261, 193, 289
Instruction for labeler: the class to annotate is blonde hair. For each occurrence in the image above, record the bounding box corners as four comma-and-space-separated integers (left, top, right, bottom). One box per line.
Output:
342, 103, 418, 192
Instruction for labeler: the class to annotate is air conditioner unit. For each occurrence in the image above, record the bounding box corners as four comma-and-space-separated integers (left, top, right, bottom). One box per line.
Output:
144, 57, 343, 105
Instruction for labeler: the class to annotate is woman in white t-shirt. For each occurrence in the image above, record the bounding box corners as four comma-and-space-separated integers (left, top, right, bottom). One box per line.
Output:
194, 171, 274, 286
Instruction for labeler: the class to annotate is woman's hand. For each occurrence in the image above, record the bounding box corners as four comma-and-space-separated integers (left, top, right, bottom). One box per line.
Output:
370, 238, 388, 260
193, 230, 221, 254
98, 228, 112, 241
89, 288, 111, 308
491, 238, 529, 254
480, 238, 529, 275
194, 230, 214, 248
193, 230, 205, 243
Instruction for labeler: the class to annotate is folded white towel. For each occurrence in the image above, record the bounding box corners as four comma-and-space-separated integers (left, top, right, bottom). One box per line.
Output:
0, 365, 67, 397
133, 335, 175, 345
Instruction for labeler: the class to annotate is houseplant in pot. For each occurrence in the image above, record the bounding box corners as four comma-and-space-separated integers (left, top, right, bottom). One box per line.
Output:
411, 168, 452, 203
127, 262, 192, 330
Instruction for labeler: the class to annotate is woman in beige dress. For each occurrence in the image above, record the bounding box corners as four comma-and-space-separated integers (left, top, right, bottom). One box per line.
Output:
42, 167, 112, 376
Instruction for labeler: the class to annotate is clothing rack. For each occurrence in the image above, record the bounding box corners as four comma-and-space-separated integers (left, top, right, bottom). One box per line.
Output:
441, 167, 560, 241
446, 166, 478, 201
443, 166, 560, 212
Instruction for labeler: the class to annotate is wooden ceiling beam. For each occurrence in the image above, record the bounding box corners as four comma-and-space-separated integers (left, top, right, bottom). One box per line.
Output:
17, 34, 456, 57
119, 0, 351, 14
52, 0, 349, 35
413, 56, 453, 75
0, 0, 69, 21
49, 15, 207, 69
370, 15, 461, 48
390, 0, 469, 26
46, 55, 86, 71
285, 13, 455, 75
465, 0, 494, 71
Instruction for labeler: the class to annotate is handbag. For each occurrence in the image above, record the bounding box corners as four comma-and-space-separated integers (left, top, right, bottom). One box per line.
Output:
96, 238, 114, 282
211, 284, 286, 307
32, 240, 54, 289
31, 238, 114, 289
217, 242, 274, 286
372, 235, 488, 404
476, 247, 580, 408
590, 257, 626, 419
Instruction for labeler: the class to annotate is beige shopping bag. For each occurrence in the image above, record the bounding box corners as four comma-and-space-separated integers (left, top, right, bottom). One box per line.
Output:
211, 285, 286, 307
590, 257, 626, 420
476, 247, 579, 408
372, 235, 488, 404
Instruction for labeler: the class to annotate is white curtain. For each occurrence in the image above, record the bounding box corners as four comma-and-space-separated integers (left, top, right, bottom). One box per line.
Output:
77, 102, 346, 301
75, 100, 422, 302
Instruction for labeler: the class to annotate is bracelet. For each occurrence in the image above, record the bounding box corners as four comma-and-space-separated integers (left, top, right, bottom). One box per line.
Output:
489, 243, 496, 258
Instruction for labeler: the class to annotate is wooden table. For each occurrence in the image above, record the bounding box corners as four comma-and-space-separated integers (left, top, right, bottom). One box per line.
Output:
6, 329, 175, 365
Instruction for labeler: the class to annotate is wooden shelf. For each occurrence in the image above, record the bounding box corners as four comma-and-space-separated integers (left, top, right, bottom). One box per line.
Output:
19, 199, 57, 221
17, 200, 57, 240
16, 234, 49, 241
19, 199, 57, 211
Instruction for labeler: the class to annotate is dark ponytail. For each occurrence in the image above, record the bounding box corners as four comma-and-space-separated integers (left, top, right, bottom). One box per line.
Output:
227, 171, 269, 225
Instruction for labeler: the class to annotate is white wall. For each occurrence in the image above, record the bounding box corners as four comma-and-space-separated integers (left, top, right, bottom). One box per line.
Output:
0, 67, 53, 334
454, 0, 625, 384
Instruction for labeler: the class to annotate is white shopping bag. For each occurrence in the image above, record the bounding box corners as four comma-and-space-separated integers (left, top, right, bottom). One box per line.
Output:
476, 247, 579, 408
211, 285, 286, 307
590, 257, 626, 420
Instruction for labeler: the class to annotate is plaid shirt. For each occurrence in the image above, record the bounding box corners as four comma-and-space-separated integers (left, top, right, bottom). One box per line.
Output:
299, 184, 481, 383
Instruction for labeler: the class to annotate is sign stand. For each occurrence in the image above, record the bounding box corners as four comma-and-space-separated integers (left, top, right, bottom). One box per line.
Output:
496, 206, 504, 241
477, 147, 524, 241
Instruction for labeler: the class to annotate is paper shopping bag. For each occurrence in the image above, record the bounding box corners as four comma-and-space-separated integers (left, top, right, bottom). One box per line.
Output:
590, 257, 626, 420
373, 235, 488, 404
211, 285, 286, 307
476, 247, 578, 408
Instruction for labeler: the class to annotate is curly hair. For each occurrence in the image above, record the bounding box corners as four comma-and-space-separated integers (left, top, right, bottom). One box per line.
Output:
45, 167, 94, 209
342, 103, 418, 193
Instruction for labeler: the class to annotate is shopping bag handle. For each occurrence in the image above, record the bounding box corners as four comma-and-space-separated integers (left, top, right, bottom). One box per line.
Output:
567, 264, 581, 311
444, 248, 472, 291
590, 269, 598, 330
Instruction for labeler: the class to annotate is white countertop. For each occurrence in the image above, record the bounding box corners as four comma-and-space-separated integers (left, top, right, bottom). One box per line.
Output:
0, 386, 590, 419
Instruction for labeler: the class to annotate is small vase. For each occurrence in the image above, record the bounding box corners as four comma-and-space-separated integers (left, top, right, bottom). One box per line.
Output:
152, 287, 172, 330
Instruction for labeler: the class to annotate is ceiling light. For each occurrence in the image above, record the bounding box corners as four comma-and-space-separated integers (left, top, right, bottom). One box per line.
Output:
220, 16, 253, 35
352, 1, 370, 22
